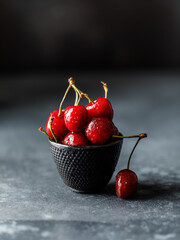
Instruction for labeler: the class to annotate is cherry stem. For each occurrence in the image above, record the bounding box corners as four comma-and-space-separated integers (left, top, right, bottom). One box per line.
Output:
38, 127, 53, 140
58, 83, 72, 117
49, 116, 58, 142
101, 81, 108, 99
113, 134, 139, 139
127, 133, 147, 169
113, 133, 147, 140
74, 90, 79, 106
127, 137, 141, 170
68, 77, 94, 104
77, 93, 83, 105
113, 133, 147, 169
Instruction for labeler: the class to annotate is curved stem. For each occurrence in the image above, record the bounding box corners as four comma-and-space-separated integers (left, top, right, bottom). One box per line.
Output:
83, 93, 94, 103
127, 137, 140, 170
49, 116, 58, 142
58, 84, 72, 117
72, 85, 81, 98
101, 81, 108, 98
69, 77, 94, 104
77, 93, 82, 105
112, 133, 147, 169
74, 90, 79, 106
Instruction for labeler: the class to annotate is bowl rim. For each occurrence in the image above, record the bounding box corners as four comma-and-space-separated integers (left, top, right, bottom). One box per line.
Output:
49, 132, 123, 150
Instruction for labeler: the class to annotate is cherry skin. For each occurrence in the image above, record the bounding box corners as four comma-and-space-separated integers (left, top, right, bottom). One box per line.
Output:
86, 97, 113, 122
64, 106, 88, 132
46, 110, 68, 140
115, 169, 138, 199
62, 132, 89, 146
85, 117, 114, 145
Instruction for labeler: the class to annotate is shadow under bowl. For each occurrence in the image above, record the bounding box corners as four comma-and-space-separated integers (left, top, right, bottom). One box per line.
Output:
49, 133, 123, 193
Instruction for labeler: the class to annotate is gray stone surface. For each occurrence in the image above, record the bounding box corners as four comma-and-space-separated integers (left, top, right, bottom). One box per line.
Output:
0, 71, 180, 239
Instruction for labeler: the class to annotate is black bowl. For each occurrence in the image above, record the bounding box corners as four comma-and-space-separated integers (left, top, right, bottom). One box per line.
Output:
49, 134, 123, 193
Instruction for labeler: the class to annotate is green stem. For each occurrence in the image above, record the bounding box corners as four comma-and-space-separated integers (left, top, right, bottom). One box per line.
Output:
73, 85, 94, 103
127, 137, 141, 170
74, 90, 79, 106
72, 85, 81, 99
49, 116, 58, 142
38, 127, 53, 140
77, 93, 82, 105
113, 134, 140, 139
113, 133, 147, 169
58, 84, 72, 117
69, 77, 94, 104
101, 81, 108, 98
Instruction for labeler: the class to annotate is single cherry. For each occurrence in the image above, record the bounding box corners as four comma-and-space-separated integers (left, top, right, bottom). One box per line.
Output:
115, 169, 138, 198
64, 106, 88, 132
85, 117, 114, 145
86, 81, 113, 121
46, 110, 68, 141
115, 133, 147, 198
62, 132, 89, 146
86, 97, 113, 122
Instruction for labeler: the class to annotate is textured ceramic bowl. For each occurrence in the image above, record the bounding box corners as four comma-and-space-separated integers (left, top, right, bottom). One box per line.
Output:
49, 133, 123, 193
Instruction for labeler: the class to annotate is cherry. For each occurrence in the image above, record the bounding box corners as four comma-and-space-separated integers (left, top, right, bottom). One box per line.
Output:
86, 97, 113, 122
46, 110, 68, 141
115, 133, 147, 199
62, 132, 89, 146
85, 81, 113, 122
64, 106, 88, 132
115, 169, 138, 198
85, 117, 114, 145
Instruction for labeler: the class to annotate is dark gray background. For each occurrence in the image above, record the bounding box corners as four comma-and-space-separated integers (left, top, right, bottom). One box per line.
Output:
1, 0, 180, 70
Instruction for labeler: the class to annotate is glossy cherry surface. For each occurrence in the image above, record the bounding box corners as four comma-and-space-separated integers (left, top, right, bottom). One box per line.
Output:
85, 117, 114, 145
64, 106, 88, 132
46, 110, 68, 140
62, 132, 89, 146
115, 169, 138, 199
86, 97, 113, 122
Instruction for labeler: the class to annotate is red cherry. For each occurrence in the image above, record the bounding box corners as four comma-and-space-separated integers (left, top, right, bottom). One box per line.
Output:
62, 132, 89, 146
85, 117, 114, 145
115, 169, 138, 199
64, 106, 88, 132
46, 110, 68, 140
86, 97, 113, 122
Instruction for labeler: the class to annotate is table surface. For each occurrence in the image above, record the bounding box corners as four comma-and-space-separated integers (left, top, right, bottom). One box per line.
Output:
0, 71, 180, 240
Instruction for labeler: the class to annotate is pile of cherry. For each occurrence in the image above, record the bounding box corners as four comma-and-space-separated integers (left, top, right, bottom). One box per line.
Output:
39, 77, 147, 198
